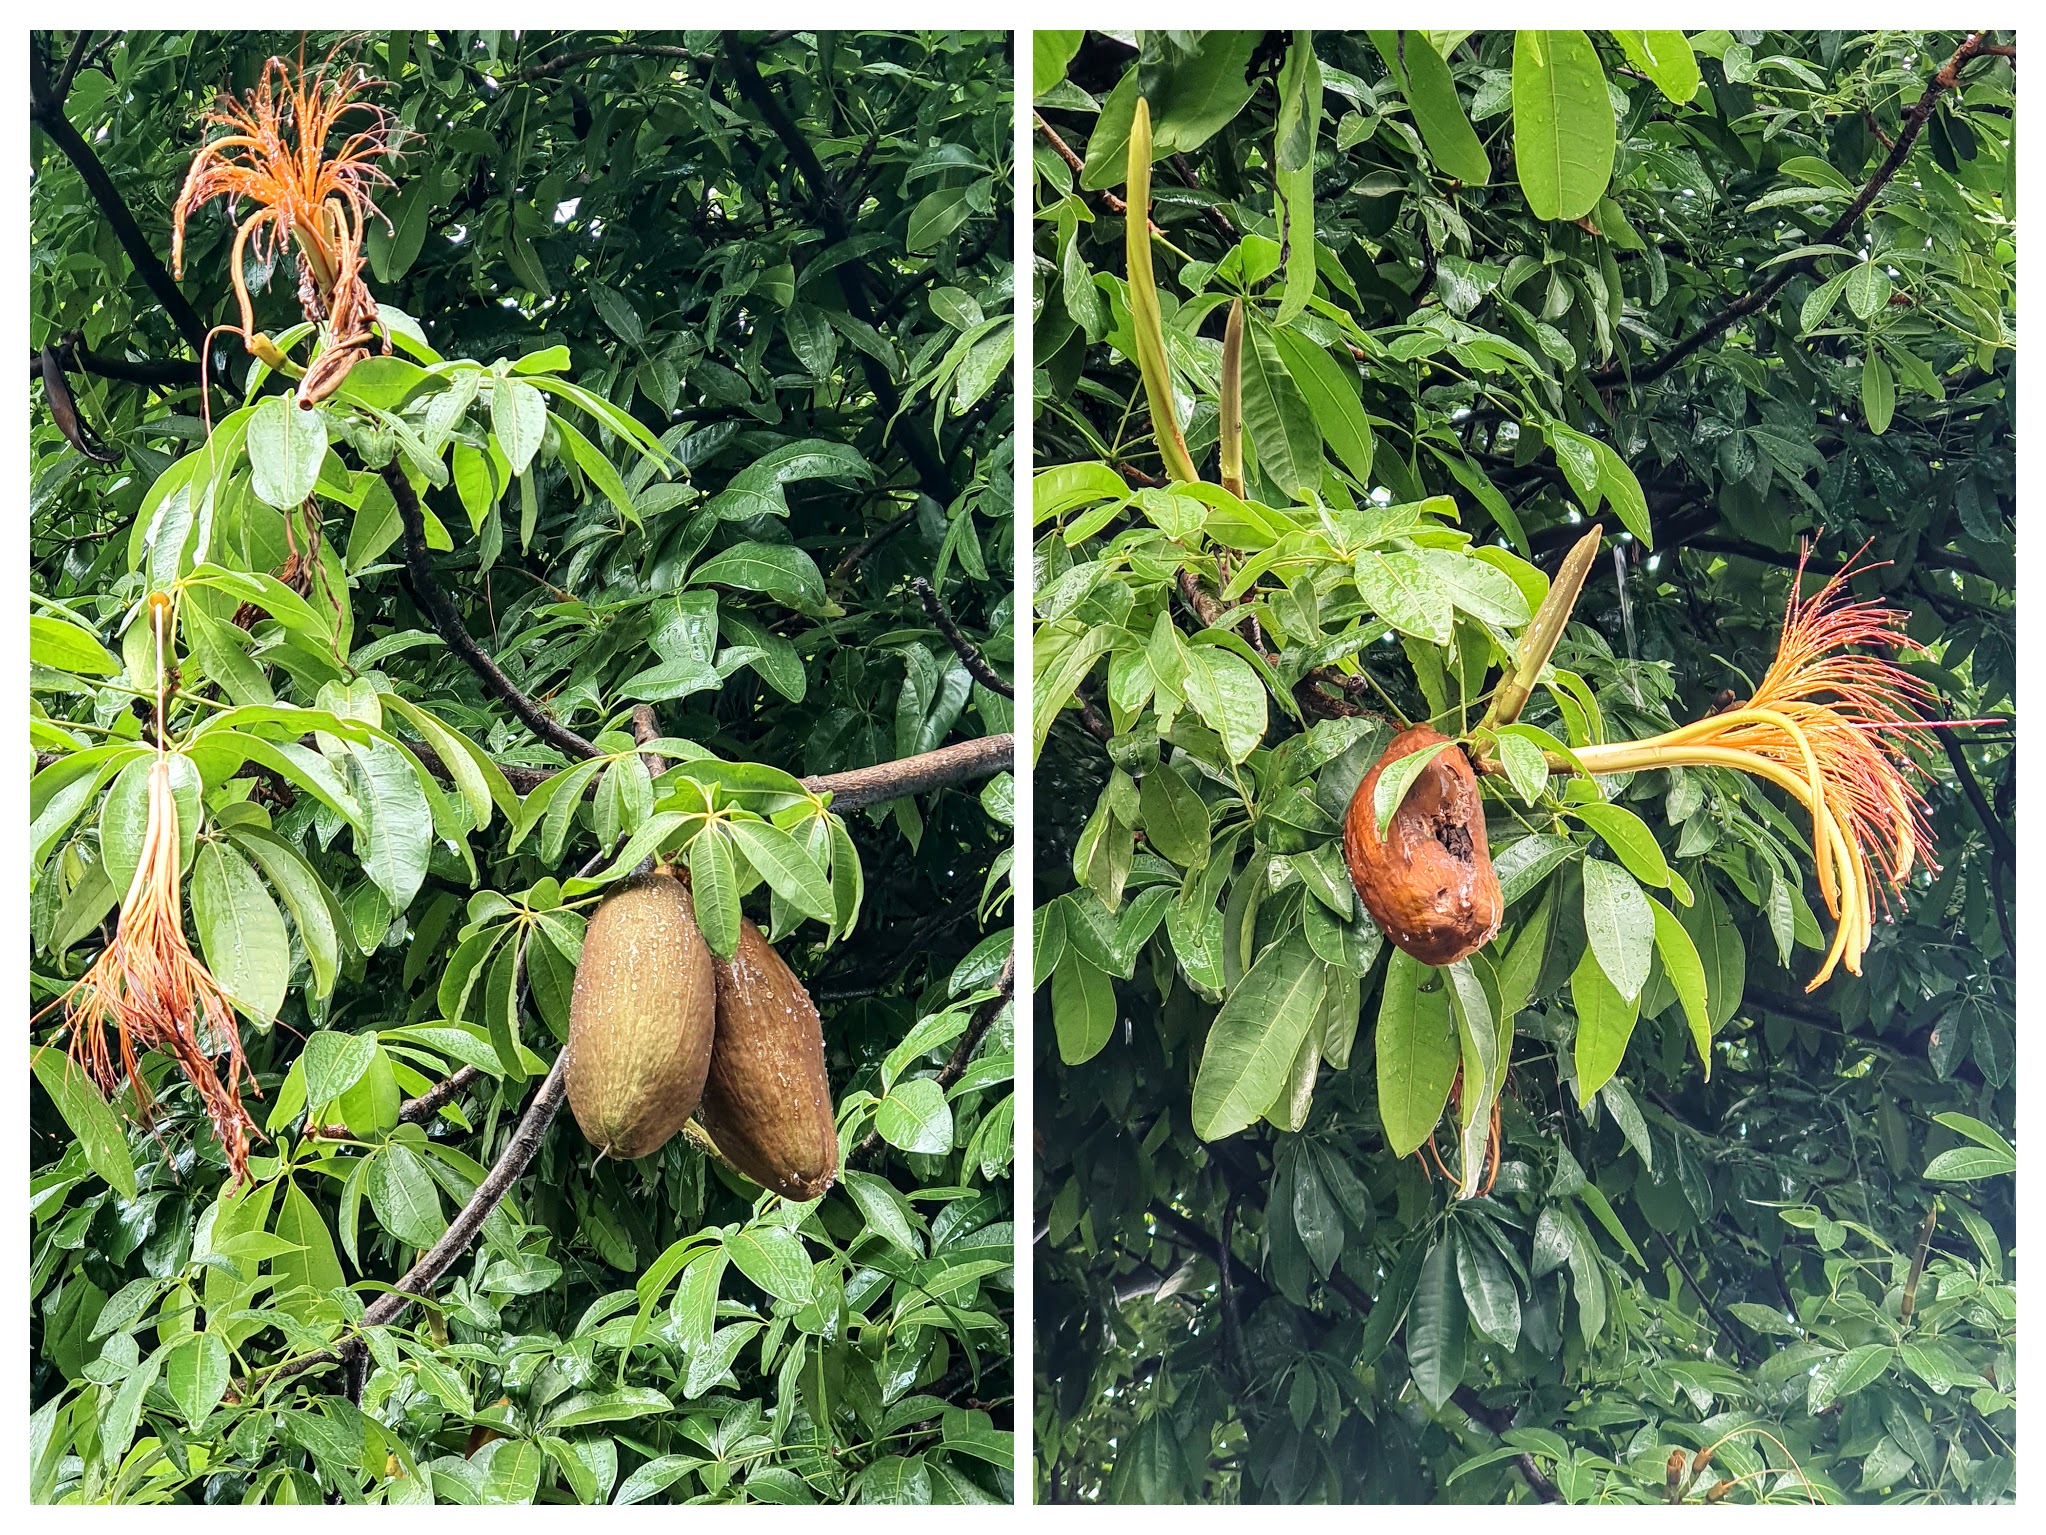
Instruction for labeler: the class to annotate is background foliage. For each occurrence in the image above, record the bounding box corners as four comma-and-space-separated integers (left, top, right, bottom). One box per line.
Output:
31, 29, 1014, 1504
1031, 29, 2014, 1504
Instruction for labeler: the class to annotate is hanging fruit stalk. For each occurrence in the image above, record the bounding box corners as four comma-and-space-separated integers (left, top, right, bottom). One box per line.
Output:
1218, 296, 1245, 497
564, 870, 717, 1160
1125, 97, 1198, 485
45, 592, 259, 1182
1478, 524, 1604, 734
1343, 724, 1503, 965
698, 917, 839, 1201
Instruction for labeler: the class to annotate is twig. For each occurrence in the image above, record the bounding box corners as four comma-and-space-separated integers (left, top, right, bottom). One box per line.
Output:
721, 33, 955, 503
28, 341, 202, 390
831, 504, 919, 581
848, 954, 1013, 1166
1033, 111, 1164, 235
28, 44, 208, 352
910, 577, 1013, 697
495, 42, 706, 85
397, 1065, 482, 1126
1595, 31, 1996, 389
1652, 1228, 1748, 1365
1450, 1386, 1566, 1503
385, 461, 601, 761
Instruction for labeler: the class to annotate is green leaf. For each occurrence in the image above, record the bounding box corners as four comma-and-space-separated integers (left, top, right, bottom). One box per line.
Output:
270, 1179, 345, 1316
1033, 31, 1084, 99
1272, 34, 1323, 325
1375, 951, 1459, 1157
368, 1143, 446, 1249
1611, 31, 1701, 103
1677, 875, 1745, 1031
876, 1077, 954, 1154
1181, 646, 1266, 764
1649, 898, 1712, 1071
726, 819, 834, 925
689, 830, 740, 959
1139, 765, 1211, 870
190, 841, 291, 1021
1571, 942, 1640, 1097
29, 1047, 137, 1198
1267, 327, 1374, 486
1513, 31, 1615, 221
247, 392, 329, 509
29, 614, 120, 675
1374, 32, 1490, 185
1408, 1238, 1468, 1408
1862, 348, 1896, 435
1569, 801, 1670, 888
692, 542, 827, 611
1051, 949, 1116, 1065
1354, 549, 1453, 645
547, 1387, 674, 1430
491, 377, 547, 474
1581, 856, 1653, 1001
164, 1331, 232, 1430
1417, 548, 1532, 626
1190, 932, 1327, 1141
1373, 738, 1455, 838
1456, 1227, 1522, 1349
1240, 320, 1322, 499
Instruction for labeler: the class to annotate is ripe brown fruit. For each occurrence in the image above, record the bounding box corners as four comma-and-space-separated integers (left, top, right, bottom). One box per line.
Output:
700, 917, 839, 1201
564, 871, 716, 1160
1343, 725, 1502, 965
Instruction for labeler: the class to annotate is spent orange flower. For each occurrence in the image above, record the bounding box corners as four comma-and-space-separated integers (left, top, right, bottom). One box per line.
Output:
171, 52, 396, 408
43, 595, 260, 1182
1574, 548, 1974, 990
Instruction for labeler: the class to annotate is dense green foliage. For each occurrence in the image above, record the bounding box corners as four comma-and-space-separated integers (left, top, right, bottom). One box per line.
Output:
1032, 29, 2014, 1503
31, 30, 1014, 1504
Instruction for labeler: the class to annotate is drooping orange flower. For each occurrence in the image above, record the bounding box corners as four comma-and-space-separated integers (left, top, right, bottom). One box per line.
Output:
45, 595, 260, 1182
1574, 548, 1976, 991
171, 52, 396, 406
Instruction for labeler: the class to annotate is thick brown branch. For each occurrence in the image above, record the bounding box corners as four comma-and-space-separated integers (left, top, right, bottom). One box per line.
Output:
264, 1054, 568, 1391
29, 341, 202, 390
911, 577, 1014, 697
385, 461, 601, 761
1595, 31, 1996, 389
29, 45, 208, 353
802, 733, 1013, 812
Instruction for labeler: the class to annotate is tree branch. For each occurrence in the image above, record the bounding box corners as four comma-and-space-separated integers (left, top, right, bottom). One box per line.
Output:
494, 42, 707, 85
849, 953, 1013, 1166
1594, 31, 1997, 390
29, 340, 202, 390
28, 42, 208, 353
911, 577, 1013, 697
397, 1065, 482, 1126
801, 733, 1013, 812
386, 461, 601, 761
720, 33, 956, 503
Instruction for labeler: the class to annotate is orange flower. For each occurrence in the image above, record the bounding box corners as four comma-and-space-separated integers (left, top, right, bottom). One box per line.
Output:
1574, 549, 1975, 990
44, 596, 259, 1181
171, 52, 396, 403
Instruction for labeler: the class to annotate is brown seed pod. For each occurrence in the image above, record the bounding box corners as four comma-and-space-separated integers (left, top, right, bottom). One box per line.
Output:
1343, 725, 1502, 965
565, 871, 716, 1160
700, 917, 839, 1201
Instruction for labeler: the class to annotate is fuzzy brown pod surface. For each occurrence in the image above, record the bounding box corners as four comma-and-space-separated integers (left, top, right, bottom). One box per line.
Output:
701, 917, 839, 1201
1343, 725, 1503, 965
564, 871, 717, 1160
